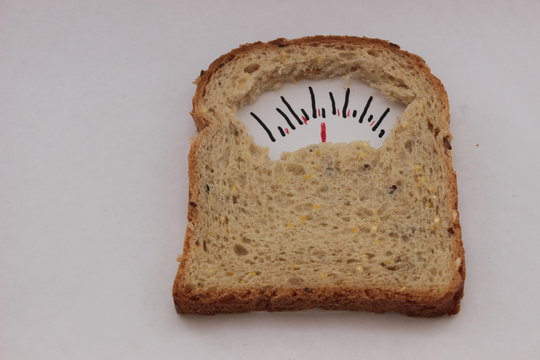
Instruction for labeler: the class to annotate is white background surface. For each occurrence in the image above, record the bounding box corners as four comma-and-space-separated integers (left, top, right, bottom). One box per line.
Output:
1, 1, 539, 359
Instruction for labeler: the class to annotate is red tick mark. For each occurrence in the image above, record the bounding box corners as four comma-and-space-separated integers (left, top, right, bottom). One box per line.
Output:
285, 128, 289, 134
320, 122, 327, 143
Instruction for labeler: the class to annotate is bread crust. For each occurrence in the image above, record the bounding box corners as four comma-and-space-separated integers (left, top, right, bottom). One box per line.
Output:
174, 36, 465, 317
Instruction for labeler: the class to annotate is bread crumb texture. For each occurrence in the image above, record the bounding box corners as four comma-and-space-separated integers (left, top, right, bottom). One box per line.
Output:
175, 36, 465, 317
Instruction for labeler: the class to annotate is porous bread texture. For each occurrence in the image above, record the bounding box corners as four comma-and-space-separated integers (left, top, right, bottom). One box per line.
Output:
174, 36, 465, 317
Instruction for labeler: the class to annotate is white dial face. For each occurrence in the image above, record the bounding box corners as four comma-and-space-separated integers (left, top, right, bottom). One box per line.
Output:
238, 78, 405, 160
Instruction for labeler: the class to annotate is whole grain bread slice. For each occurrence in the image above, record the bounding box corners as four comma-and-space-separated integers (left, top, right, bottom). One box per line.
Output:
173, 36, 465, 317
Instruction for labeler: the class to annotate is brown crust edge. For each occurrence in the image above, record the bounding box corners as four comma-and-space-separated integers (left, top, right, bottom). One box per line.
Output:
174, 35, 465, 317
173, 282, 463, 317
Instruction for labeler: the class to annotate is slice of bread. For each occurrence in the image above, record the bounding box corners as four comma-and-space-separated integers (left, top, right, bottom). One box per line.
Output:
173, 36, 465, 317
